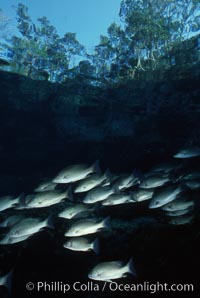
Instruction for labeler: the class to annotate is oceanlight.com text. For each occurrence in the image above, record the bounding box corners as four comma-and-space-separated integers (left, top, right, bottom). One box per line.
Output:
26, 281, 194, 294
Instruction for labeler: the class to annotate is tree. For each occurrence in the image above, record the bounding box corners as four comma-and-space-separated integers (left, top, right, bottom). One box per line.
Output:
107, 22, 134, 78
119, 0, 200, 71
2, 1, 200, 84
4, 3, 86, 82
167, 0, 200, 41
120, 0, 171, 70
91, 23, 131, 82
60, 32, 86, 67
0, 9, 12, 39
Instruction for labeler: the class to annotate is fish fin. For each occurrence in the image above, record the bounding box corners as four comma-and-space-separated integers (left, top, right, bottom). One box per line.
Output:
15, 193, 26, 210
0, 222, 6, 228
92, 160, 101, 174
126, 258, 137, 277
66, 185, 73, 201
104, 169, 112, 180
132, 169, 144, 183
113, 183, 120, 194
102, 216, 111, 229
125, 198, 133, 203
0, 270, 13, 294
92, 238, 100, 255
101, 181, 110, 186
129, 173, 139, 184
129, 191, 137, 202
179, 183, 190, 192
45, 215, 54, 230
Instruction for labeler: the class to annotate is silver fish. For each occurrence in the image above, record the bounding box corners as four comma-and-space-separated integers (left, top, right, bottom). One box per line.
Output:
169, 215, 194, 225
149, 185, 184, 209
18, 188, 72, 209
149, 163, 179, 174
166, 208, 193, 217
34, 181, 57, 192
174, 147, 200, 158
53, 160, 100, 184
181, 171, 200, 181
1, 215, 54, 240
185, 180, 200, 190
64, 217, 110, 237
83, 185, 118, 204
74, 171, 108, 193
0, 215, 25, 228
116, 174, 139, 190
162, 197, 194, 211
0, 233, 33, 245
58, 204, 93, 219
0, 195, 19, 212
63, 237, 99, 254
139, 175, 170, 189
132, 189, 154, 202
101, 171, 119, 186
88, 258, 136, 281
102, 193, 135, 206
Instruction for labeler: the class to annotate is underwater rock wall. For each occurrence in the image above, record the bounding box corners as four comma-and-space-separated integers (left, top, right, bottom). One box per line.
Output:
0, 67, 200, 189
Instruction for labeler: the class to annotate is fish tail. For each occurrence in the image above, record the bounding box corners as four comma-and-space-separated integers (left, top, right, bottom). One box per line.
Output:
45, 215, 54, 230
92, 160, 101, 174
112, 183, 120, 194
179, 182, 190, 192
0, 236, 8, 245
126, 258, 137, 277
92, 238, 100, 255
104, 168, 112, 180
66, 185, 73, 201
0, 221, 6, 228
15, 193, 26, 210
0, 270, 13, 294
102, 216, 111, 229
130, 191, 137, 202
133, 169, 144, 183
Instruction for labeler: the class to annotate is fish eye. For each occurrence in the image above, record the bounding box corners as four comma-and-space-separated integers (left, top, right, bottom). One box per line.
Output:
155, 201, 159, 205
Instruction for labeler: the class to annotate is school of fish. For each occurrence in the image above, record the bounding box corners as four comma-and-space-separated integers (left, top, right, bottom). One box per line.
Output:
0, 146, 200, 293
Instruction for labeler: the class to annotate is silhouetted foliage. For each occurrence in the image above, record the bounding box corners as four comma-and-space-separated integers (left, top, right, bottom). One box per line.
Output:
0, 1, 200, 84
2, 3, 86, 82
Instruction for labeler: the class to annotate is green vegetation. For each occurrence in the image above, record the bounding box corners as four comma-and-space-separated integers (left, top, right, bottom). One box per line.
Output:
0, 9, 11, 39
0, 1, 200, 84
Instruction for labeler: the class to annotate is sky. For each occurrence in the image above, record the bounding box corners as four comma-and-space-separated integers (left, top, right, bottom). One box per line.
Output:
1, 0, 122, 50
